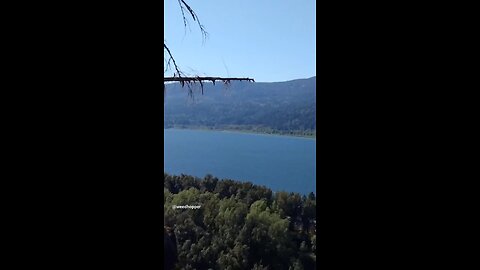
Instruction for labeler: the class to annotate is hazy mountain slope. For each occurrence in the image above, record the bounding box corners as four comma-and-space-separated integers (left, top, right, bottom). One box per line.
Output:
164, 77, 316, 135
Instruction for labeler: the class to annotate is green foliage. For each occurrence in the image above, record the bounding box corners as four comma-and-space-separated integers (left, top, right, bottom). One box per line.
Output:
164, 173, 317, 270
311, 235, 316, 252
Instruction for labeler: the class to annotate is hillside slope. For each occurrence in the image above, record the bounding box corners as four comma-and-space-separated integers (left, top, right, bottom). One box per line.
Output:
164, 77, 316, 136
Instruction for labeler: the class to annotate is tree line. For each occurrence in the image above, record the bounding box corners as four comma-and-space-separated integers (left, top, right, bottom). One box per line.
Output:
164, 173, 316, 270
164, 78, 316, 137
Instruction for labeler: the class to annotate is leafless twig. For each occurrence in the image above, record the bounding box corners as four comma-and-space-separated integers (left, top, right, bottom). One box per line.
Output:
164, 1, 253, 100
177, 0, 208, 43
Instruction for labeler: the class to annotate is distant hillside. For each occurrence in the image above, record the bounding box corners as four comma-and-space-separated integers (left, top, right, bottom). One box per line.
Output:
164, 76, 316, 136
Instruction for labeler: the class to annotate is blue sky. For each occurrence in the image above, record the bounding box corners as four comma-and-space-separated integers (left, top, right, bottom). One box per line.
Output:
164, 0, 316, 82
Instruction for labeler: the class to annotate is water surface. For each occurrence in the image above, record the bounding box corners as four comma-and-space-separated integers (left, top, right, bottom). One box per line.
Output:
164, 129, 316, 194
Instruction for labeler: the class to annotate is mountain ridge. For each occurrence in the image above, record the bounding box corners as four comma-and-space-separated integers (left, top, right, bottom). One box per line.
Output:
164, 76, 316, 137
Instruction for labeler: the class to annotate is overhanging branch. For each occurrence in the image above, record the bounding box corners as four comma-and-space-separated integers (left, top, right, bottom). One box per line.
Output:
164, 77, 254, 83
164, 76, 254, 98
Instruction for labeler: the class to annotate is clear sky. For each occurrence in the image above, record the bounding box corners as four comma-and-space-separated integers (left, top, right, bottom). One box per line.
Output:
164, 0, 316, 83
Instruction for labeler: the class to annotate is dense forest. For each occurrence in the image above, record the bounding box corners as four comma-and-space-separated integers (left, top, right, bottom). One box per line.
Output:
164, 77, 316, 137
164, 173, 316, 270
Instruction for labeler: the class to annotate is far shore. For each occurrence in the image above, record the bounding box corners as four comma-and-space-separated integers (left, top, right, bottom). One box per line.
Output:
165, 126, 316, 139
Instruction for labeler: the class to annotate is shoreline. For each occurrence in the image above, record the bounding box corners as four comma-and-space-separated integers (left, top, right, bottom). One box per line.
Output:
164, 171, 316, 196
164, 126, 316, 139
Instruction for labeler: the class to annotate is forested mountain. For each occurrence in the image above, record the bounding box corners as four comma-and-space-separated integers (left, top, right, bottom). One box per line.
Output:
164, 173, 316, 270
164, 77, 316, 137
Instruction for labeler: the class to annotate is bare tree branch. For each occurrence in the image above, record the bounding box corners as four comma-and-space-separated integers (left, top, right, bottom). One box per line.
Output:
165, 0, 208, 79
164, 43, 183, 78
177, 0, 208, 43
164, 77, 254, 83
165, 77, 254, 96
164, 1, 253, 100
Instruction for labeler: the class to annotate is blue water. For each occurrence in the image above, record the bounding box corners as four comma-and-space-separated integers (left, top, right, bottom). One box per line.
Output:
164, 129, 316, 194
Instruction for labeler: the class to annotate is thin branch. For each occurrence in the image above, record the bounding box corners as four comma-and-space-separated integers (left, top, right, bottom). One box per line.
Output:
164, 43, 184, 79
164, 1, 252, 98
164, 77, 254, 83
164, 77, 254, 95
177, 0, 208, 43
164, 1, 209, 79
